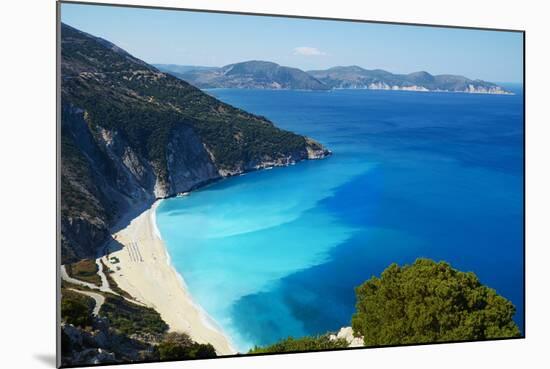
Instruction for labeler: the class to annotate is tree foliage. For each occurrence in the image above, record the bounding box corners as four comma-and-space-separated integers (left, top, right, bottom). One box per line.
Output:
61, 289, 94, 328
351, 258, 521, 346
249, 335, 348, 354
156, 332, 217, 361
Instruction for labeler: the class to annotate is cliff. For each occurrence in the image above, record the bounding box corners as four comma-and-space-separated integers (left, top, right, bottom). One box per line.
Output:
60, 23, 330, 263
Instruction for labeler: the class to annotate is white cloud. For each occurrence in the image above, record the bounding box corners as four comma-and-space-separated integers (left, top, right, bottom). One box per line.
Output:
293, 46, 327, 56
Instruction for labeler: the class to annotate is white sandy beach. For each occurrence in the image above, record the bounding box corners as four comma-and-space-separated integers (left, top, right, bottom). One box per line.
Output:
102, 201, 236, 355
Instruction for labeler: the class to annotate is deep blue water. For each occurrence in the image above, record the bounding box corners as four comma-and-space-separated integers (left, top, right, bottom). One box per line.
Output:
157, 87, 524, 351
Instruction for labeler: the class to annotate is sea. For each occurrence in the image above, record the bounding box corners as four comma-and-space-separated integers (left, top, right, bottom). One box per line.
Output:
156, 86, 524, 351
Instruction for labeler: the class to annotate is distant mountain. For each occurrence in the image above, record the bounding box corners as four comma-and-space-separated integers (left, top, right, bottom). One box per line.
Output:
157, 60, 330, 90
160, 62, 511, 94
307, 66, 512, 94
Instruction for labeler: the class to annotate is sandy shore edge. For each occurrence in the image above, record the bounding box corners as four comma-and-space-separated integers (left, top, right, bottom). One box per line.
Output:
102, 200, 236, 355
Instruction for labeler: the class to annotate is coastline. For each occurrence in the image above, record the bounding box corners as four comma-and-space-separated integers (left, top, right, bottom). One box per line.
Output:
203, 86, 514, 95
102, 200, 236, 356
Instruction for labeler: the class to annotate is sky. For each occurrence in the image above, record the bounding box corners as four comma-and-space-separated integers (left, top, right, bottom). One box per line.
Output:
61, 3, 524, 83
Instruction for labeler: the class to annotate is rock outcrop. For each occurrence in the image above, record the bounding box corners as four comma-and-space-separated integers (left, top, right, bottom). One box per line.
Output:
61, 320, 153, 366
329, 327, 364, 348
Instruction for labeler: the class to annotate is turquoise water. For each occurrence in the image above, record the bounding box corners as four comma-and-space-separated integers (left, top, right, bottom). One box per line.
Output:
156, 87, 524, 351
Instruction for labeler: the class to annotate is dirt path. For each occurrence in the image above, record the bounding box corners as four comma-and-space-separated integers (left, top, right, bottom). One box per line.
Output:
95, 258, 115, 294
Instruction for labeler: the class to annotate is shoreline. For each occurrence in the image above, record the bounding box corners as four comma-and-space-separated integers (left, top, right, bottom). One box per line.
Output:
102, 200, 236, 355
150, 202, 231, 339
202, 86, 515, 95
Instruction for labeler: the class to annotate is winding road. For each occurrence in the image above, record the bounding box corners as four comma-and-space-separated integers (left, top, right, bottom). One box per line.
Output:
61, 265, 106, 315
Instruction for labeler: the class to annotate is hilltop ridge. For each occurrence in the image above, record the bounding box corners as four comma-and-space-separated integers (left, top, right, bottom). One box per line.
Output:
156, 60, 329, 90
